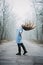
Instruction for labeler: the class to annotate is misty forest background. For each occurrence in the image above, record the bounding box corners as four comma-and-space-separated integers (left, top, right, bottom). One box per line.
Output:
0, 0, 43, 43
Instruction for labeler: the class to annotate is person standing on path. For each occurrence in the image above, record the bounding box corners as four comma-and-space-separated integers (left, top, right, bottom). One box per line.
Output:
16, 25, 27, 55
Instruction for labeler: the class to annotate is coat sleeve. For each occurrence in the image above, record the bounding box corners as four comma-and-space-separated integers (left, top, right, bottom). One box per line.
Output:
19, 27, 23, 34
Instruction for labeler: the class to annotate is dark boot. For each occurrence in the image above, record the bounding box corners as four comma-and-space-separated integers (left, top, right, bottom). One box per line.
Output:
16, 53, 21, 55
20, 43, 27, 55
16, 44, 21, 55
23, 51, 27, 55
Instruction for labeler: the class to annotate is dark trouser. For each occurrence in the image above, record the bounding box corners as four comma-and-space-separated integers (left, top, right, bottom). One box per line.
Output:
17, 43, 27, 53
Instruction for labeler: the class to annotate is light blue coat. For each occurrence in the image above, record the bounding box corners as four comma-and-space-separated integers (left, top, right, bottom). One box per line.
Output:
16, 27, 23, 44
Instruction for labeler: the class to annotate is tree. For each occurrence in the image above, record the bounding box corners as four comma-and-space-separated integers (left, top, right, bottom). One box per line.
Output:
0, 0, 9, 43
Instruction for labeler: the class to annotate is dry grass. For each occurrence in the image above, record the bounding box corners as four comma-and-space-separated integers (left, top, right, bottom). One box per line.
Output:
0, 40, 10, 44
30, 39, 43, 44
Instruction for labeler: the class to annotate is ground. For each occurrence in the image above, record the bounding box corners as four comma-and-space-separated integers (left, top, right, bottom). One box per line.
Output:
0, 40, 43, 65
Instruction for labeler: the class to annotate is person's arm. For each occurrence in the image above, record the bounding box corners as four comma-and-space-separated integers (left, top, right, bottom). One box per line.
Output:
19, 28, 23, 36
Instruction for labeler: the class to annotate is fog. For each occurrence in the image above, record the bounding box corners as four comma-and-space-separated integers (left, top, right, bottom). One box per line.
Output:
0, 0, 43, 41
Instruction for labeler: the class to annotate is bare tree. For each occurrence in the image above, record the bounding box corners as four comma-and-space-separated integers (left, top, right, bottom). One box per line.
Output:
0, 0, 9, 43
32, 0, 43, 40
